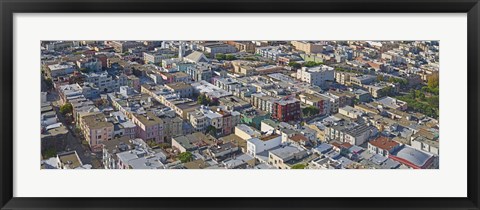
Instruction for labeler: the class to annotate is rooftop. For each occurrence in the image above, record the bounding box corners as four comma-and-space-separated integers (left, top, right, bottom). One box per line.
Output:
173, 132, 215, 151
269, 145, 304, 160
48, 63, 75, 71
376, 97, 407, 109
102, 136, 134, 154
183, 159, 210, 169
259, 134, 281, 141
390, 145, 434, 168
81, 112, 114, 129
313, 143, 333, 154
57, 151, 82, 169
290, 134, 308, 142
134, 111, 163, 126
302, 65, 334, 72
235, 124, 261, 137
165, 82, 192, 91
369, 136, 399, 151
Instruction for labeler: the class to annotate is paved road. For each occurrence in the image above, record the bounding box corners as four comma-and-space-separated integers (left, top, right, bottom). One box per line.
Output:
49, 91, 103, 168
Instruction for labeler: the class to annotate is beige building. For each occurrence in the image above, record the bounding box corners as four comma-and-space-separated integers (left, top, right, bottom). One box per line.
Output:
165, 82, 193, 98
79, 112, 114, 150
268, 145, 308, 169
306, 123, 327, 142
234, 124, 261, 140
161, 116, 184, 142
291, 41, 323, 54
226, 41, 256, 53
335, 72, 353, 85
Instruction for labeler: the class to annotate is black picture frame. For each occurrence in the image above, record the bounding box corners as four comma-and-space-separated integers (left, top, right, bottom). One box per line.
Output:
1, 0, 479, 209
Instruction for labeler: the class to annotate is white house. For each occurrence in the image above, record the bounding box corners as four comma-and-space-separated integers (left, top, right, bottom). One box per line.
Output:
246, 134, 282, 157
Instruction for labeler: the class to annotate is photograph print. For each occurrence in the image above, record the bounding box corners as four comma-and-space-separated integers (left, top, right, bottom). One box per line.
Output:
40, 40, 439, 170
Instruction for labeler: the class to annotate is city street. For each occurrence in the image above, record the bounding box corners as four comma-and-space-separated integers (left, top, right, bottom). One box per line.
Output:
47, 88, 103, 168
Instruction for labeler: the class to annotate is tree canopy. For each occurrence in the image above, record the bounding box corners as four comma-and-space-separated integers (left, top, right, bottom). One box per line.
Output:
215, 53, 226, 60
206, 125, 218, 137
44, 78, 54, 90
427, 73, 439, 90
426, 73, 439, 95
302, 106, 319, 117
178, 152, 193, 163
288, 61, 302, 69
378, 86, 395, 97
59, 103, 73, 115
197, 94, 219, 106
303, 61, 323, 67
396, 87, 439, 118
43, 148, 57, 159
215, 54, 236, 61
291, 164, 306, 169
225, 54, 237, 61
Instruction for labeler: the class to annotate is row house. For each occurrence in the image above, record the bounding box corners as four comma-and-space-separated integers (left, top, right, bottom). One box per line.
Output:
131, 111, 164, 143
299, 93, 332, 116
78, 112, 114, 151
325, 122, 378, 146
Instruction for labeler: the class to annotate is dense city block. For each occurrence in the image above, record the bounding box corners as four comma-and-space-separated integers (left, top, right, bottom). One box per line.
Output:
40, 40, 439, 169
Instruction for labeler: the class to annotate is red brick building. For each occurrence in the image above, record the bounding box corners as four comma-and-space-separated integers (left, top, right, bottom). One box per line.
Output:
272, 99, 301, 122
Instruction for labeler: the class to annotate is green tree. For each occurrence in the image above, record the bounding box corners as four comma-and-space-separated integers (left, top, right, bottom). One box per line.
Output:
197, 94, 207, 105
288, 61, 302, 69
388, 77, 396, 83
303, 61, 323, 67
387, 77, 409, 88
302, 106, 319, 117
44, 78, 54, 90
398, 78, 408, 87
43, 148, 57, 159
206, 125, 218, 137
429, 86, 439, 95
421, 86, 430, 93
352, 98, 360, 105
410, 89, 416, 99
178, 152, 193, 163
377, 75, 385, 82
59, 103, 73, 115
291, 164, 306, 169
417, 91, 426, 101
197, 94, 218, 106
427, 72, 439, 90
215, 53, 226, 60
225, 54, 236, 61
380, 86, 395, 97
396, 95, 438, 119
427, 96, 439, 108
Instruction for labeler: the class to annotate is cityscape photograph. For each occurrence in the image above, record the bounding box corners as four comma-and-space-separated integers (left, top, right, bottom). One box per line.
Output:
40, 40, 439, 169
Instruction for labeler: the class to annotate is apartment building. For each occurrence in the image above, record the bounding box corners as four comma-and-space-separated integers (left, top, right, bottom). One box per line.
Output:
296, 65, 335, 88
78, 112, 114, 150
291, 41, 323, 54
